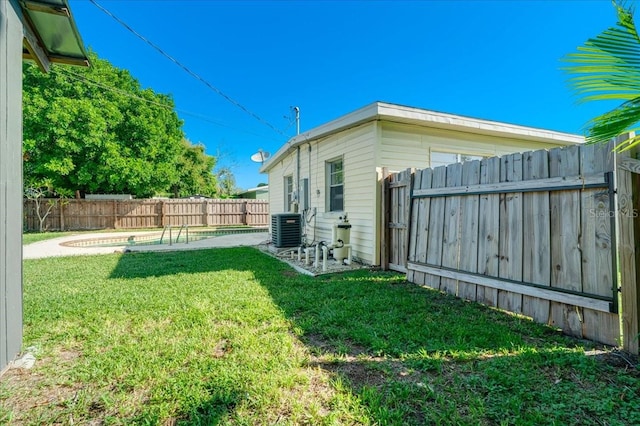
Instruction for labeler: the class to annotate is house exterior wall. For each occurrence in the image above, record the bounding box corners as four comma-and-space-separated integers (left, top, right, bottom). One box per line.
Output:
1, 0, 24, 374
378, 122, 572, 171
267, 114, 581, 268
268, 122, 379, 264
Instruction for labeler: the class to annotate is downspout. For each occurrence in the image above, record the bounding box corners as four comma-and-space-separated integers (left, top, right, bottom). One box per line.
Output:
296, 145, 300, 210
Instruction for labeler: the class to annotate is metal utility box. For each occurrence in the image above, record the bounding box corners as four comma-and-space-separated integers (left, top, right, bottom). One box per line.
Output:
271, 213, 301, 248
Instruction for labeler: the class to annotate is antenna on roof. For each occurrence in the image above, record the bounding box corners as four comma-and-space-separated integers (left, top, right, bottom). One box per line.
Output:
250, 149, 271, 164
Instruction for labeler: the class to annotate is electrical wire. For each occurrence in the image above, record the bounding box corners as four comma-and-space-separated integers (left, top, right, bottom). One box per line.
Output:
55, 66, 284, 143
88, 0, 288, 137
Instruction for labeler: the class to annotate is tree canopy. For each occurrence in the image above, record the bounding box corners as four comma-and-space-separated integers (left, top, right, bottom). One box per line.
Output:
171, 139, 218, 198
564, 1, 640, 150
23, 52, 221, 198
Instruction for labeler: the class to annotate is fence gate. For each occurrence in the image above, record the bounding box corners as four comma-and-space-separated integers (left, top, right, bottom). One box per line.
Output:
381, 168, 413, 272
382, 142, 640, 354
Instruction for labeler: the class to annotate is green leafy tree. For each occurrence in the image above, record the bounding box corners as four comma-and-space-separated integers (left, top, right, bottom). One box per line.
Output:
216, 167, 237, 198
23, 52, 192, 197
564, 1, 640, 150
171, 139, 218, 197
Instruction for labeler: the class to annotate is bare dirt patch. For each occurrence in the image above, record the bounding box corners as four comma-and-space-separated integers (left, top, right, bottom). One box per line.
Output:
1, 349, 85, 424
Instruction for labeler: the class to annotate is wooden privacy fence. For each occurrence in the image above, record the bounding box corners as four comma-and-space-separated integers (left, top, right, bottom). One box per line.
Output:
24, 198, 269, 231
382, 141, 640, 355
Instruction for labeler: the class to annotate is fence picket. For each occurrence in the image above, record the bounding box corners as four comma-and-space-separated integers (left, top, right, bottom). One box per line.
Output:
407, 169, 423, 283
498, 153, 524, 313
424, 166, 447, 290
522, 149, 551, 324
457, 161, 481, 302
549, 145, 584, 338
580, 142, 619, 345
440, 163, 463, 296
476, 156, 500, 307
412, 169, 433, 285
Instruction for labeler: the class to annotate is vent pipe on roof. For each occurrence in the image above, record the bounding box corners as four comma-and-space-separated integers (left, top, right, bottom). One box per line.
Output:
293, 106, 300, 135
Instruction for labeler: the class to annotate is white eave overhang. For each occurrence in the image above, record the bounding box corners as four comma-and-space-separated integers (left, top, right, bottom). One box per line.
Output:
20, 0, 90, 72
260, 101, 585, 173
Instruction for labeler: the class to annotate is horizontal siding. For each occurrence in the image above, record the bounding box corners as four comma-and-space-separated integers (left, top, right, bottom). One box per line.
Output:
380, 122, 572, 169
267, 164, 286, 216
268, 123, 378, 263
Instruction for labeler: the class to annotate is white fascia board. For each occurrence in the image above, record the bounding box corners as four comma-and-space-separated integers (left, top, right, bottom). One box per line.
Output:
376, 103, 585, 145
261, 102, 584, 173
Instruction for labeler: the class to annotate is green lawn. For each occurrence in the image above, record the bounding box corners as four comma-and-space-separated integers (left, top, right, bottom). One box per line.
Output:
2, 248, 638, 425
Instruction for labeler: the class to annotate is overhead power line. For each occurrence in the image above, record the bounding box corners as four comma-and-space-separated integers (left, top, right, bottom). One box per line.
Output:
55, 66, 283, 143
88, 0, 287, 137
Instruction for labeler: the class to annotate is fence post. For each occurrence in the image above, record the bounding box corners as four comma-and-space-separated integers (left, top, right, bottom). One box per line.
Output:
112, 199, 118, 229
203, 200, 209, 227
380, 167, 390, 271
59, 200, 65, 231
160, 200, 166, 227
616, 139, 640, 355
403, 168, 415, 271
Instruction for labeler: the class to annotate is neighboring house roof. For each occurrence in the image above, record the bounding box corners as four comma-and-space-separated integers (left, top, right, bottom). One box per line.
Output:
260, 101, 585, 173
237, 186, 269, 199
20, 0, 90, 72
241, 185, 269, 193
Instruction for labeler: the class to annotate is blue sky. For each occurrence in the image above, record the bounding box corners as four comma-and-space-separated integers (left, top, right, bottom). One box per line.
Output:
69, 0, 620, 190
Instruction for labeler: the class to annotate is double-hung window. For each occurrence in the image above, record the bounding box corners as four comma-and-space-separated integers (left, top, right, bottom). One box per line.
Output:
284, 175, 294, 212
327, 158, 343, 212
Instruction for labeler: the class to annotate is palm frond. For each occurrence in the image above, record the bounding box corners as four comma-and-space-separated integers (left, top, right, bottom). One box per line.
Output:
563, 1, 640, 147
584, 98, 640, 149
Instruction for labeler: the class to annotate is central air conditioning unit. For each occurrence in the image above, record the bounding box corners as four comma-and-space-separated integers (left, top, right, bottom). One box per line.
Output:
271, 213, 301, 248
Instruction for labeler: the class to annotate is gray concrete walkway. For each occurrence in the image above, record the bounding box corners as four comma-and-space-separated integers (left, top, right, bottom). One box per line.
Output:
23, 231, 270, 259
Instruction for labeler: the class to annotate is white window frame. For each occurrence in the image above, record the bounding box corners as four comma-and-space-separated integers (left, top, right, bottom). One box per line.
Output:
326, 157, 344, 212
430, 150, 485, 168
284, 175, 294, 212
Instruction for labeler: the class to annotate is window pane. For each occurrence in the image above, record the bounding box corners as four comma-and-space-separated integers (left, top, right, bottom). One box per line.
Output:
330, 161, 343, 185
460, 154, 484, 162
431, 151, 484, 168
327, 159, 344, 212
331, 170, 343, 185
330, 185, 343, 211
431, 152, 458, 168
285, 176, 293, 211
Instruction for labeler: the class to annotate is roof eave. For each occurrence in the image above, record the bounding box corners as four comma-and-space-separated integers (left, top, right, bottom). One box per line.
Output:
260, 102, 585, 173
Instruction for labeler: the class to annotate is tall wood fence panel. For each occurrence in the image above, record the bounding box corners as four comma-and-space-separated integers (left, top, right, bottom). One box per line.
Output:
384, 142, 640, 354
24, 199, 269, 231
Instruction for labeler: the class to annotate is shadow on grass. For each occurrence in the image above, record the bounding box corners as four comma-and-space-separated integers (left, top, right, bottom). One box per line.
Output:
131, 389, 245, 426
108, 248, 238, 279
108, 247, 638, 425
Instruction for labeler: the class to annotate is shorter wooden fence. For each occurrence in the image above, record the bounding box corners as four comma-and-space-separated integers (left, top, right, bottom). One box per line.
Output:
23, 198, 269, 231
